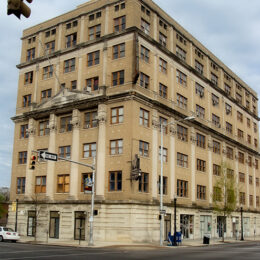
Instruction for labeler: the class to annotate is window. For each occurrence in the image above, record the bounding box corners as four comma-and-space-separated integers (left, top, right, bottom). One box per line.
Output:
195, 60, 203, 74
141, 19, 150, 34
23, 94, 31, 107
196, 105, 205, 119
237, 111, 243, 123
18, 151, 27, 164
239, 192, 245, 205
159, 58, 167, 73
225, 103, 232, 115
256, 177, 259, 187
211, 73, 218, 86
139, 173, 149, 193
177, 179, 188, 197
66, 20, 77, 29
59, 146, 71, 159
60, 116, 72, 132
24, 71, 33, 85
256, 159, 259, 170
247, 118, 250, 128
254, 138, 258, 148
139, 140, 149, 157
195, 83, 204, 98
159, 83, 167, 98
196, 133, 205, 148
84, 111, 98, 128
213, 164, 221, 176
197, 185, 206, 200
114, 2, 125, 11
87, 51, 100, 67
114, 16, 126, 32
35, 176, 46, 193
70, 80, 77, 90
112, 70, 124, 86
177, 124, 188, 142
159, 147, 168, 163
17, 177, 25, 194
57, 174, 70, 193
176, 34, 187, 45
140, 72, 149, 89
257, 196, 260, 207
226, 146, 233, 159
110, 139, 123, 155
213, 140, 220, 154
158, 176, 167, 195
226, 122, 233, 134
159, 32, 167, 47
39, 120, 49, 136
64, 58, 75, 73
212, 114, 220, 127
86, 77, 99, 91
111, 107, 123, 124
27, 211, 36, 236
225, 83, 231, 95
238, 152, 244, 164
177, 152, 188, 168
197, 159, 206, 172
254, 122, 257, 133
176, 93, 187, 110
212, 94, 219, 106
236, 92, 242, 104
176, 70, 187, 86
88, 24, 101, 40
213, 187, 221, 202
109, 171, 122, 191
249, 175, 253, 185
43, 65, 53, 79
81, 173, 93, 193
140, 45, 149, 62
113, 43, 125, 59
26, 48, 35, 61
65, 33, 77, 48
45, 28, 56, 37
83, 143, 96, 158
239, 172, 245, 183
195, 48, 204, 59
89, 14, 95, 21
45, 41, 55, 54
211, 61, 218, 71
20, 124, 28, 139
49, 212, 60, 239
247, 135, 251, 144
41, 89, 52, 100
238, 129, 244, 140
227, 169, 234, 179
246, 100, 250, 109
176, 46, 186, 61
74, 212, 85, 241
139, 108, 149, 127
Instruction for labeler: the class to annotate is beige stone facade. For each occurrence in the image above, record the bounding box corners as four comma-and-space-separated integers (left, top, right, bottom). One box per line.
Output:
8, 0, 260, 244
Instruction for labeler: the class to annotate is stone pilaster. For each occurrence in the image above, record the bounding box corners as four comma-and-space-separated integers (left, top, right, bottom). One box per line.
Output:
190, 127, 196, 203
46, 114, 57, 200
96, 104, 107, 198
151, 110, 158, 199
169, 119, 176, 200
208, 136, 213, 204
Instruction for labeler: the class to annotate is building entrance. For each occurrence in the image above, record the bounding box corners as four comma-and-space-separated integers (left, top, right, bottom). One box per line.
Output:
180, 215, 194, 239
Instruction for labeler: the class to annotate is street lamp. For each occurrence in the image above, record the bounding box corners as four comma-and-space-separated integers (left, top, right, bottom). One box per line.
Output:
173, 194, 177, 246
159, 116, 195, 246
240, 206, 244, 241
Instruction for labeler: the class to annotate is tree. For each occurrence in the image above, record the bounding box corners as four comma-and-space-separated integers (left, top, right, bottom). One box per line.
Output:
0, 194, 6, 218
212, 162, 238, 242
0, 188, 9, 218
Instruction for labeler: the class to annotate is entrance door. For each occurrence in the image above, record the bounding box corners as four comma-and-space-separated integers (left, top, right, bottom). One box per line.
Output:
200, 216, 212, 238
164, 214, 171, 240
217, 216, 226, 238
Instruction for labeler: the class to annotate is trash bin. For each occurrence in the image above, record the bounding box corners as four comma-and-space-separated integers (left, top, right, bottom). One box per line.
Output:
203, 236, 210, 244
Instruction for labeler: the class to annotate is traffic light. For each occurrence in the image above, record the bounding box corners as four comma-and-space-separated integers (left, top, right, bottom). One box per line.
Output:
7, 0, 33, 19
29, 154, 36, 170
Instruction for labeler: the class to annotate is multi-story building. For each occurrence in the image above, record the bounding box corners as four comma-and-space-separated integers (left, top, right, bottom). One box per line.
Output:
8, 0, 260, 244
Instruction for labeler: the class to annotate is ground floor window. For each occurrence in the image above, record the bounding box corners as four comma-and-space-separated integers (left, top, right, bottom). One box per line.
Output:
49, 211, 60, 239
74, 211, 86, 240
27, 211, 36, 237
180, 215, 194, 239
200, 215, 212, 238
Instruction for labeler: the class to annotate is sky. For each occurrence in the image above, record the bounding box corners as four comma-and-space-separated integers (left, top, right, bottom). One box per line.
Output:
0, 0, 260, 187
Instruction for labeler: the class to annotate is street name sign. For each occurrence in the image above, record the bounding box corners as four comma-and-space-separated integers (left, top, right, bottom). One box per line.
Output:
39, 151, 58, 161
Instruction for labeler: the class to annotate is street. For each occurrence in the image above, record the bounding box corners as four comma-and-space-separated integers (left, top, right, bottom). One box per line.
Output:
0, 242, 260, 260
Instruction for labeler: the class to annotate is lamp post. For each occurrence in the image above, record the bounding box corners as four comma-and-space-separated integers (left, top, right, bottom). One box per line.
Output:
240, 206, 244, 241
173, 194, 177, 246
159, 116, 195, 246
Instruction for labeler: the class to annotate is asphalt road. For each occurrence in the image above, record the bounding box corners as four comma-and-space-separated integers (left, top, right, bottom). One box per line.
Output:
0, 241, 260, 260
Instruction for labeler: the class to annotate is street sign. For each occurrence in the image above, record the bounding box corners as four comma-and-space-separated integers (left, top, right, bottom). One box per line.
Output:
39, 151, 58, 161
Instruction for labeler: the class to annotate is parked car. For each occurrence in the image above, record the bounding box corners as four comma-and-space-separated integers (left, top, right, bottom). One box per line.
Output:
0, 227, 20, 242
